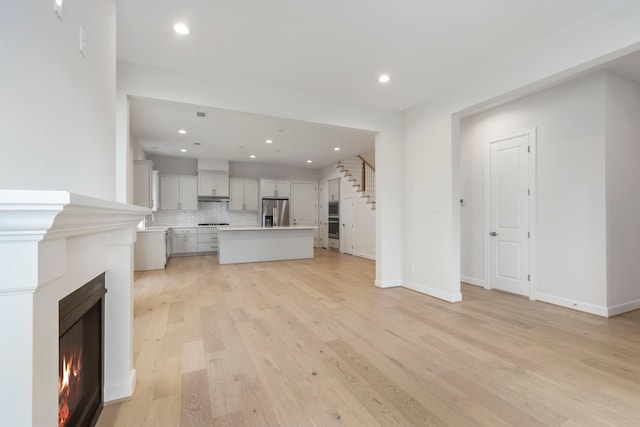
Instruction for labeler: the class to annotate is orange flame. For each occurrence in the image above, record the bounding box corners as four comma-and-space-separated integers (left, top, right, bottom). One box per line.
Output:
58, 347, 82, 427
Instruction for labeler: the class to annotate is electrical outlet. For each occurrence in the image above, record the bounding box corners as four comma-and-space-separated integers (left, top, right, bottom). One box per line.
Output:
79, 26, 87, 57
54, 0, 63, 19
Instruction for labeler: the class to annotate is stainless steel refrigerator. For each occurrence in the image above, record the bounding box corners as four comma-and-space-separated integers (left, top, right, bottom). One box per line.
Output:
262, 198, 290, 227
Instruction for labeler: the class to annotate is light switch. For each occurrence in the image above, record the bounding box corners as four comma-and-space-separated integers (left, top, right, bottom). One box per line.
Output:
79, 26, 87, 57
54, 0, 63, 19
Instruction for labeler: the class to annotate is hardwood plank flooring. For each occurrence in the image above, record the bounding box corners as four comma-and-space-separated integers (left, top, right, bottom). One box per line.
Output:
97, 249, 640, 426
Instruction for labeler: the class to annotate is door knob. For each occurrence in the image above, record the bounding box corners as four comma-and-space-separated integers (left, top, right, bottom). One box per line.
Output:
489, 232, 498, 236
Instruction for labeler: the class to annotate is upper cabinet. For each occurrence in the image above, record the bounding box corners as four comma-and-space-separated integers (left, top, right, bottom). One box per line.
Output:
198, 171, 229, 197
133, 160, 153, 208
159, 175, 198, 210
328, 178, 340, 202
260, 179, 291, 198
229, 178, 259, 211
197, 159, 229, 197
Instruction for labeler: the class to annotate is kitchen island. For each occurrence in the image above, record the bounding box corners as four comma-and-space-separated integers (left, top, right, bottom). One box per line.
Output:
218, 225, 316, 264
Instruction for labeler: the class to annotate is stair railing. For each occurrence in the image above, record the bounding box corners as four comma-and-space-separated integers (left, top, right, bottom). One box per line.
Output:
337, 156, 376, 206
358, 155, 375, 204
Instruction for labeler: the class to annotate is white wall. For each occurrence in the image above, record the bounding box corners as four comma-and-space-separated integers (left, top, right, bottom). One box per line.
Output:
460, 73, 608, 312
131, 134, 147, 161
604, 72, 640, 314
230, 161, 320, 182
341, 177, 376, 260
360, 150, 375, 167
148, 155, 197, 175
147, 155, 321, 181
402, 2, 640, 305
1, 1, 116, 200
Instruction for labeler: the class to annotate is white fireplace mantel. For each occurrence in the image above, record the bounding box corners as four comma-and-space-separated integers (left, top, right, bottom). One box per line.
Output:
0, 190, 149, 427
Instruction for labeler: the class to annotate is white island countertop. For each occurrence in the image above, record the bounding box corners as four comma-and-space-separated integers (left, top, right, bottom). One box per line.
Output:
137, 226, 170, 233
219, 225, 317, 231
218, 225, 316, 264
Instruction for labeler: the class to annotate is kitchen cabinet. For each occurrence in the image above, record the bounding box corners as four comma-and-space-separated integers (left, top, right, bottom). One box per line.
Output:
328, 178, 340, 202
198, 171, 229, 197
197, 227, 219, 253
160, 175, 198, 210
171, 227, 198, 254
328, 238, 339, 250
133, 160, 153, 208
260, 179, 290, 198
134, 228, 168, 271
229, 178, 259, 211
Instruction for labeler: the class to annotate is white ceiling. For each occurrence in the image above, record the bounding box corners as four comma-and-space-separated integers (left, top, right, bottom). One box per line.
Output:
129, 97, 375, 168
118, 0, 640, 166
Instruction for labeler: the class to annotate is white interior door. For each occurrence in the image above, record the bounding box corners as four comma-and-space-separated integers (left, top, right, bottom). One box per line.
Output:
489, 133, 530, 296
292, 181, 318, 246
341, 198, 354, 255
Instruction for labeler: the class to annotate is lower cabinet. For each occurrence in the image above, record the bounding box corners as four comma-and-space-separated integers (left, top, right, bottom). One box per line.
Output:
328, 238, 340, 250
197, 227, 218, 253
169, 227, 219, 256
134, 230, 168, 271
171, 227, 198, 255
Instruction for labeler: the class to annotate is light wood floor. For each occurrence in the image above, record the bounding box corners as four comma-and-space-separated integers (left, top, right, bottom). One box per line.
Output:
97, 249, 640, 426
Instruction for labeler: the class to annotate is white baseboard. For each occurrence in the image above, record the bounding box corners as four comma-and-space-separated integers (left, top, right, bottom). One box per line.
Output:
104, 369, 136, 403
375, 279, 401, 288
402, 280, 462, 303
536, 293, 608, 317
461, 275, 485, 287
354, 251, 375, 261
607, 298, 640, 317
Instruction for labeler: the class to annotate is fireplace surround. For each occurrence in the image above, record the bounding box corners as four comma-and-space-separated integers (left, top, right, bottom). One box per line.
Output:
0, 190, 149, 426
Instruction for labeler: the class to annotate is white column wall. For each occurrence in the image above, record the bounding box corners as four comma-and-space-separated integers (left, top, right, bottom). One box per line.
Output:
374, 131, 403, 286
105, 227, 137, 400
402, 107, 461, 301
604, 72, 640, 315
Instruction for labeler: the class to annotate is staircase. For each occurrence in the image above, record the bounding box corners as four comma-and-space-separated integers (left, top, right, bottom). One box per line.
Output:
337, 155, 376, 211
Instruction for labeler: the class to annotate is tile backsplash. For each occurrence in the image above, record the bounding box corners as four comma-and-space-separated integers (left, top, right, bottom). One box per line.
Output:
146, 201, 259, 227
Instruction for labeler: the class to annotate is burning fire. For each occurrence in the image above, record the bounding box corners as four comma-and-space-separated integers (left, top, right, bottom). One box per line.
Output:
58, 347, 82, 427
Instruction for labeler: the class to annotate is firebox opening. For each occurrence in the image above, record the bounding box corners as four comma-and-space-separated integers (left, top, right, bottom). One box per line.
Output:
58, 273, 106, 427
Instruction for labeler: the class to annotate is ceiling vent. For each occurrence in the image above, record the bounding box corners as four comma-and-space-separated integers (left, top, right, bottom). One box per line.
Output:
196, 111, 208, 119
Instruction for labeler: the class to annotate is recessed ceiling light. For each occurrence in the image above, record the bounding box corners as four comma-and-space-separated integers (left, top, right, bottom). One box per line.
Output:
173, 23, 190, 35
178, 129, 186, 134
250, 155, 256, 159
378, 74, 390, 83
266, 139, 272, 144
180, 149, 187, 153
334, 147, 341, 151
54, 0, 63, 19
306, 160, 312, 164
